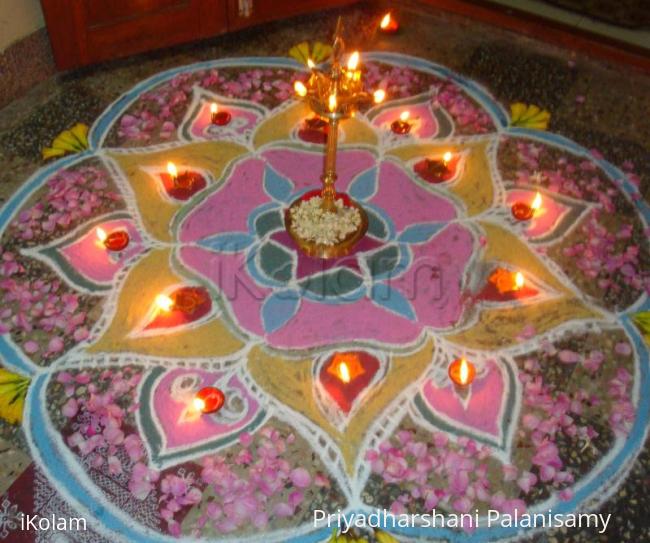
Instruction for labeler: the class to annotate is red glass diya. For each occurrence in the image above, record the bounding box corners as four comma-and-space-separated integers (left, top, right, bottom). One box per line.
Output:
166, 161, 197, 188
379, 12, 399, 34
476, 268, 537, 302
448, 357, 476, 388
147, 286, 212, 331
319, 351, 380, 413
489, 268, 524, 294
167, 161, 197, 189
173, 171, 197, 190
327, 352, 365, 384
391, 112, 412, 135
414, 152, 457, 183
210, 103, 231, 126
511, 202, 534, 221
305, 116, 328, 130
172, 287, 209, 315
105, 231, 129, 251
194, 386, 225, 414
511, 192, 542, 221
162, 162, 207, 200
97, 228, 130, 251
298, 116, 329, 144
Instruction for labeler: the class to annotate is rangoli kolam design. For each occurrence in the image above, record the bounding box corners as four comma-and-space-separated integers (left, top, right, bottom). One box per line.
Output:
0, 53, 648, 542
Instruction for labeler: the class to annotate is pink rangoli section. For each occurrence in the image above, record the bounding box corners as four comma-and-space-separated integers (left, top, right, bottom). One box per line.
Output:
59, 218, 144, 283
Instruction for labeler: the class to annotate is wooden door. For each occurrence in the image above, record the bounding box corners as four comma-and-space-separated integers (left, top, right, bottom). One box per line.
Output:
41, 0, 228, 70
227, 0, 356, 31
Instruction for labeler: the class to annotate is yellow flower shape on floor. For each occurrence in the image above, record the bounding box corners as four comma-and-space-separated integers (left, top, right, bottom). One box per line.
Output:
510, 102, 550, 129
289, 41, 333, 65
327, 529, 399, 542
0, 368, 29, 424
633, 311, 650, 345
42, 123, 89, 160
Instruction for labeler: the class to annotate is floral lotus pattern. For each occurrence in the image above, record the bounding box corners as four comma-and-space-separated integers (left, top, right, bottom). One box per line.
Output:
0, 54, 648, 543
179, 149, 475, 347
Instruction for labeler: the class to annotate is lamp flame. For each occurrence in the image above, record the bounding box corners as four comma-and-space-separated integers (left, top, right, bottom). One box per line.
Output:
514, 272, 525, 290
347, 51, 360, 71
442, 151, 452, 165
380, 13, 391, 29
373, 89, 386, 103
459, 358, 469, 385
328, 94, 337, 112
193, 397, 205, 412
96, 227, 107, 243
400, 111, 410, 122
210, 103, 218, 114
307, 58, 315, 69
155, 294, 174, 312
338, 361, 351, 383
167, 161, 178, 179
294, 81, 307, 97
531, 191, 542, 211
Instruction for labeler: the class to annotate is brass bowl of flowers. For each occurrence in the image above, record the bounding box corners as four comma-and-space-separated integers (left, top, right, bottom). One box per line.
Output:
284, 190, 369, 259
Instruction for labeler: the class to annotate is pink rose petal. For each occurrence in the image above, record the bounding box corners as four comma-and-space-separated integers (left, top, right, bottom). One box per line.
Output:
289, 467, 311, 488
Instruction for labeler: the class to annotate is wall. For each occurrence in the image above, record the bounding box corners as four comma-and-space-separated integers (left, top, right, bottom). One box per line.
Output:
0, 0, 44, 52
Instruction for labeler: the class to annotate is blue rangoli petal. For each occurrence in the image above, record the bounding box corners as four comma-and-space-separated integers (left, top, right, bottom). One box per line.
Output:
397, 223, 445, 244
263, 165, 294, 202
261, 289, 301, 333
199, 232, 254, 253
348, 167, 378, 201
370, 282, 416, 320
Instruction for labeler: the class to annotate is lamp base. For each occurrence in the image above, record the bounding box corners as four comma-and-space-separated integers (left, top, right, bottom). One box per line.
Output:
284, 191, 368, 259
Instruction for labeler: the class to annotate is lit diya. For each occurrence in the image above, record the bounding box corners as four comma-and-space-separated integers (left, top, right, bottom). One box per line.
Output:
391, 111, 412, 135
327, 352, 366, 384
299, 116, 329, 144
448, 357, 476, 389
328, 93, 337, 113
294, 80, 307, 97
96, 227, 130, 251
193, 386, 225, 414
146, 287, 212, 331
320, 351, 380, 414
379, 12, 399, 34
305, 116, 328, 131
346, 50, 360, 79
155, 287, 209, 315
490, 268, 524, 293
155, 293, 175, 313
414, 151, 457, 183
162, 162, 207, 200
511, 191, 542, 221
210, 102, 231, 126
167, 161, 194, 190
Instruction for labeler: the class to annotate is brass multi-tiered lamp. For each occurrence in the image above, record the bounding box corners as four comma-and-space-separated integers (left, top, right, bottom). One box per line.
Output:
285, 18, 385, 259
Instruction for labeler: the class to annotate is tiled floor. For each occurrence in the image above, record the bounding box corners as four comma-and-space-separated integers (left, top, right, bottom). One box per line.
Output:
0, 437, 30, 494
486, 0, 650, 50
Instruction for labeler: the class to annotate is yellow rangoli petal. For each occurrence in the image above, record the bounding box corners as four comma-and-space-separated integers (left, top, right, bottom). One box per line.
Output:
254, 101, 311, 148
253, 101, 377, 149
88, 249, 244, 358
248, 339, 433, 475
108, 141, 247, 242
446, 222, 600, 350
388, 140, 494, 216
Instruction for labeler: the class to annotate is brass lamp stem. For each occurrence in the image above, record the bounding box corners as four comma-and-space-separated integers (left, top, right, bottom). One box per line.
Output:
321, 118, 339, 212
284, 16, 371, 258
